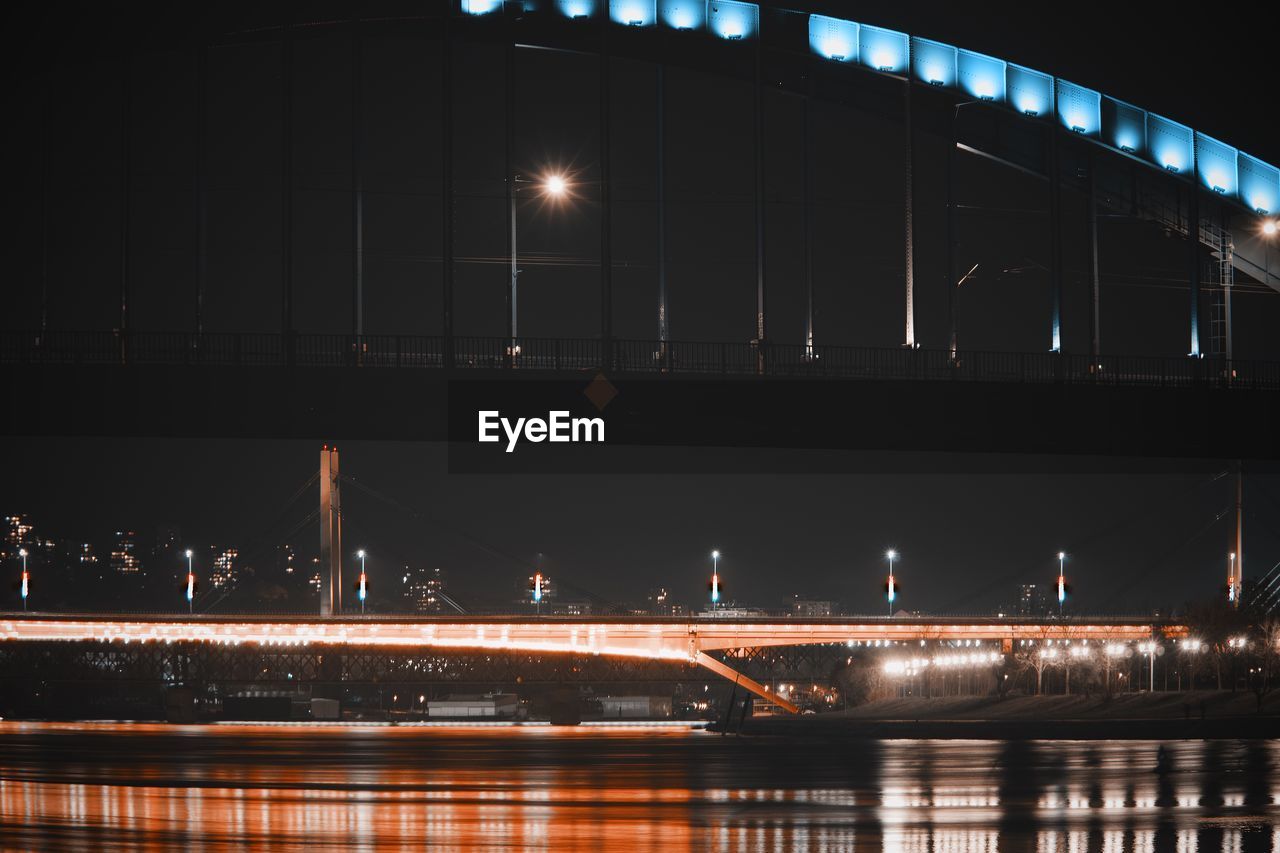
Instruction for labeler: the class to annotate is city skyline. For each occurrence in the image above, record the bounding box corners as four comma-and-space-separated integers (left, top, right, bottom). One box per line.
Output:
5, 438, 1277, 616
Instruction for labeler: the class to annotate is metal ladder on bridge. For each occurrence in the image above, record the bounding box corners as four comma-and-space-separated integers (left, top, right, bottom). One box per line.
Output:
1102, 181, 1236, 358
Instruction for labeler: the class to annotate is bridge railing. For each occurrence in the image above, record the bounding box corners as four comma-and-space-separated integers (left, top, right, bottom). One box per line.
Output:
4, 331, 1280, 390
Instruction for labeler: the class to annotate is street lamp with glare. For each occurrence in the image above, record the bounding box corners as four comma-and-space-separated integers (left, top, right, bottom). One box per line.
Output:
185, 549, 195, 615
509, 171, 572, 358
710, 550, 721, 608
357, 549, 368, 614
885, 550, 898, 617
1228, 551, 1239, 606
544, 174, 568, 197
1138, 641, 1161, 691
1057, 551, 1067, 615
18, 548, 28, 611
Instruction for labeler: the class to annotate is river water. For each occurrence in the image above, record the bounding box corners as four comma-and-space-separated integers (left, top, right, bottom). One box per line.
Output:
0, 722, 1276, 851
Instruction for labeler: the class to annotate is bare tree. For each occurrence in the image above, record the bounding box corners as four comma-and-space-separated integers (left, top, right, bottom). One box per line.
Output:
1013, 638, 1055, 695
1247, 619, 1280, 712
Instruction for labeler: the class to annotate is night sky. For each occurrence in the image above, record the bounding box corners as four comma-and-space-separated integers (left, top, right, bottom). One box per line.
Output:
2, 3, 1279, 615
4, 438, 1279, 614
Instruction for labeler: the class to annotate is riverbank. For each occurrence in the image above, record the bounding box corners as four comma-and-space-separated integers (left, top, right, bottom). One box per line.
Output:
718, 691, 1280, 739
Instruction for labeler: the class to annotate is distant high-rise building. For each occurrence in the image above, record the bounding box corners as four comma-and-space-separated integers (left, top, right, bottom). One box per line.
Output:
646, 587, 683, 616
403, 566, 447, 613
3, 515, 34, 560
153, 525, 181, 561
110, 531, 143, 575
1017, 583, 1050, 616
279, 544, 297, 577
787, 595, 835, 618
68, 541, 102, 586
210, 548, 239, 590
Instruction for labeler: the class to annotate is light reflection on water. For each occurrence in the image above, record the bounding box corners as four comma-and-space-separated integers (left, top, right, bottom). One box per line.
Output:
0, 722, 1276, 851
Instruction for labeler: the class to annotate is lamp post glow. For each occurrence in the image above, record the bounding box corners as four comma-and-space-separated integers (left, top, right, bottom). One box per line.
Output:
357, 550, 368, 614
1057, 551, 1066, 615
1228, 551, 1238, 607
710, 550, 721, 609
185, 549, 195, 615
509, 172, 570, 358
532, 571, 544, 615
18, 548, 28, 611
1138, 641, 1160, 692
885, 550, 898, 617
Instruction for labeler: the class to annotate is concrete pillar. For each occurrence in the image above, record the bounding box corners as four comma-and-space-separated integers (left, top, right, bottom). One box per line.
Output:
320, 446, 342, 616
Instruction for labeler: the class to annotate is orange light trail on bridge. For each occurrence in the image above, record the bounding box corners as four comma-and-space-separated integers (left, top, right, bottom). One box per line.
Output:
0, 615, 1183, 715
0, 615, 1183, 654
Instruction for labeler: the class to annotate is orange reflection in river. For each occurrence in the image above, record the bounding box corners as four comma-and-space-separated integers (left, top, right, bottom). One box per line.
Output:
1, 722, 1278, 851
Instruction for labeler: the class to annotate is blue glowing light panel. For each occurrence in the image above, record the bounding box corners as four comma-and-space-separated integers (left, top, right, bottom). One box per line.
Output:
957, 50, 1005, 102
659, 0, 705, 29
557, 0, 598, 17
462, 0, 503, 14
1056, 80, 1100, 136
1239, 154, 1280, 215
1147, 114, 1193, 174
1195, 133, 1238, 197
1006, 64, 1051, 117
911, 37, 955, 86
1102, 96, 1146, 155
708, 0, 757, 39
611, 0, 656, 25
810, 15, 858, 63
859, 24, 908, 73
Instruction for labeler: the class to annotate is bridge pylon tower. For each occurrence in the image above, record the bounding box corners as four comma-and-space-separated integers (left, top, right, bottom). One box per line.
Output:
320, 446, 342, 616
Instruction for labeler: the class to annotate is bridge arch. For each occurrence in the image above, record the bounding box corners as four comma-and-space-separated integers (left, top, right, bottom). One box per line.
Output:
9, 2, 1280, 364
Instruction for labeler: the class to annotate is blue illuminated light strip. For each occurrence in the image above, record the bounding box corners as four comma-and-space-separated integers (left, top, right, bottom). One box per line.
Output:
859, 24, 908, 73
708, 0, 757, 40
1055, 80, 1100, 137
1196, 133, 1238, 197
487, 0, 1279, 212
1007, 64, 1052, 117
659, 0, 706, 29
810, 15, 858, 63
1239, 154, 1279, 216
1148, 114, 1193, 174
957, 49, 1004, 103
610, 0, 656, 25
911, 37, 956, 86
799, 14, 1275, 212
556, 0, 598, 17
1102, 96, 1146, 155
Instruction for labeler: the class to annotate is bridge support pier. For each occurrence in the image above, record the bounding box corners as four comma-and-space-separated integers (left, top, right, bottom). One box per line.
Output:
1189, 187, 1201, 357
1048, 126, 1062, 352
753, 37, 767, 369
319, 446, 342, 616
903, 81, 915, 348
1088, 154, 1101, 362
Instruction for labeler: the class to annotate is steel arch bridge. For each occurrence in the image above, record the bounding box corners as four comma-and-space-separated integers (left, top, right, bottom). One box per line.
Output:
6, 2, 1280, 458
8, 0, 1280, 365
